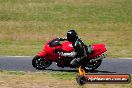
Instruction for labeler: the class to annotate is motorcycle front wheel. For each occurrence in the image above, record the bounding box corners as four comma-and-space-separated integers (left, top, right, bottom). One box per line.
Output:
32, 55, 52, 70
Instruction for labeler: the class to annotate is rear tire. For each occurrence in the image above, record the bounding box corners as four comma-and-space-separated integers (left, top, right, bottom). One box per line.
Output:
32, 55, 52, 70
83, 59, 102, 71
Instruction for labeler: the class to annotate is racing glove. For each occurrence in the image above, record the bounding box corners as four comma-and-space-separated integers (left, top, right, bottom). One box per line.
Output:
57, 37, 67, 41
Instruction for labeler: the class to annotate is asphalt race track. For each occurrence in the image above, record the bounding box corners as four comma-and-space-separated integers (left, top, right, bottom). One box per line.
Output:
0, 56, 132, 74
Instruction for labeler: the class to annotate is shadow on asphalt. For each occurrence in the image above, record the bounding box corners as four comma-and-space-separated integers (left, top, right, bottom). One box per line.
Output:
44, 69, 116, 73
89, 70, 116, 73
45, 69, 78, 72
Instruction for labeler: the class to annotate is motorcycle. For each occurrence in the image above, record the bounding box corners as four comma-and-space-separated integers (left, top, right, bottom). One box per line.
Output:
32, 38, 107, 71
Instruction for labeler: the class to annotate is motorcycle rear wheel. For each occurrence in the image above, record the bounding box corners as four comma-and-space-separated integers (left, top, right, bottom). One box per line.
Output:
83, 59, 102, 71
32, 55, 52, 70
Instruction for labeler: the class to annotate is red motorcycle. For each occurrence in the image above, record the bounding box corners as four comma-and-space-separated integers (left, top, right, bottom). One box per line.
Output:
32, 38, 107, 71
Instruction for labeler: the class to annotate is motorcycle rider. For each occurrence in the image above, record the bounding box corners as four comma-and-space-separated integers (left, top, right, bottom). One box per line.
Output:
57, 29, 87, 66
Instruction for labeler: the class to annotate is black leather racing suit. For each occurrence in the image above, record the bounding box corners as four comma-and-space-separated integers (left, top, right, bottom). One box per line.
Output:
58, 37, 87, 66
70, 38, 87, 66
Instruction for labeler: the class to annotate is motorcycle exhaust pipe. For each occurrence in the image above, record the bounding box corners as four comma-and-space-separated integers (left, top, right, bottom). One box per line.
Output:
90, 53, 107, 62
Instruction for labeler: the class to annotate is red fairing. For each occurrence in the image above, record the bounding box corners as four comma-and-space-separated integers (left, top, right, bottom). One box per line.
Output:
62, 42, 74, 52
38, 41, 62, 61
38, 51, 46, 57
88, 44, 107, 59
37, 38, 107, 62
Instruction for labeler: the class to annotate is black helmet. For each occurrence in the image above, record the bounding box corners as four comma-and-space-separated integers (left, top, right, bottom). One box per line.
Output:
67, 30, 78, 43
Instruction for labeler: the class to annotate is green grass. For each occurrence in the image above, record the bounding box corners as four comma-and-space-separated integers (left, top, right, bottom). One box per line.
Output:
51, 71, 75, 80
0, 0, 132, 23
0, 0, 132, 57
0, 71, 131, 88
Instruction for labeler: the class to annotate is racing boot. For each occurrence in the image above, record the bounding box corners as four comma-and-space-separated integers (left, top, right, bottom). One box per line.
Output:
70, 56, 85, 67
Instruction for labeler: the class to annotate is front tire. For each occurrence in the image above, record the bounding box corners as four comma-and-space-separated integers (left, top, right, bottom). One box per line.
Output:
32, 55, 52, 70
